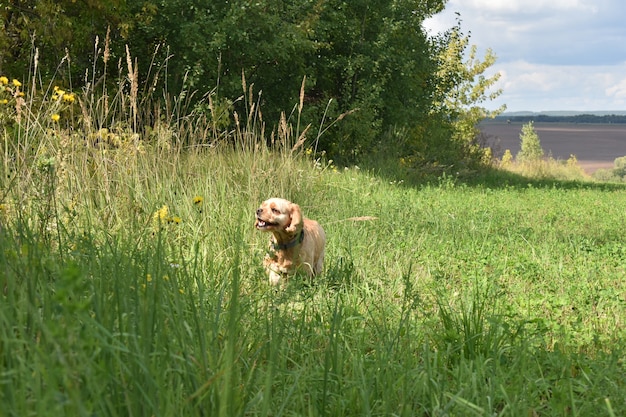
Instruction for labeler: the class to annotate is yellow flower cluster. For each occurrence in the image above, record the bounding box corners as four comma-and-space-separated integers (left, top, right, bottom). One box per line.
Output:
0, 76, 24, 104
52, 85, 76, 103
153, 204, 182, 225
0, 77, 77, 125
153, 204, 169, 222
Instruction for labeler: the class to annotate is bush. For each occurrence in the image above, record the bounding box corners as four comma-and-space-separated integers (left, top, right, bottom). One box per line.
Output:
516, 121, 544, 162
592, 155, 626, 182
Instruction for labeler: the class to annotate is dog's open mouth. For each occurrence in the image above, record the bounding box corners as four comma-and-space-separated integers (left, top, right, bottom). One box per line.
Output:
256, 218, 278, 229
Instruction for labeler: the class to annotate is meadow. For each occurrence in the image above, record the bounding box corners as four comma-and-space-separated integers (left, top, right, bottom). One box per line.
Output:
2, 75, 626, 416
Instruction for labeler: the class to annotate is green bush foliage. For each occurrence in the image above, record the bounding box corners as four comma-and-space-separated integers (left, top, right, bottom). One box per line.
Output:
516, 121, 544, 162
1, 0, 503, 168
592, 155, 626, 182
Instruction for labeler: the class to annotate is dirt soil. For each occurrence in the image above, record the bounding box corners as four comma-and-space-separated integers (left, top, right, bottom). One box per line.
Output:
480, 121, 626, 173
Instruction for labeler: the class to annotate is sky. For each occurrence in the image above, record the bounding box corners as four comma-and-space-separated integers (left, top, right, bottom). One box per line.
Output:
423, 0, 626, 113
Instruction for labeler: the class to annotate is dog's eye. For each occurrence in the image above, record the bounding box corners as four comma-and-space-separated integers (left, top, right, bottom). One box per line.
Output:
271, 208, 281, 214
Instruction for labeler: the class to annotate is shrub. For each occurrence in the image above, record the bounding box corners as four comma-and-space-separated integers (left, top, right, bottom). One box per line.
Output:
613, 155, 626, 177
516, 121, 544, 162
592, 155, 626, 182
500, 149, 513, 166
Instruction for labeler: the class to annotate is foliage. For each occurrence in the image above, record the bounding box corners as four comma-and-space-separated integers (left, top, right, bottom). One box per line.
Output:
0, 0, 125, 80
432, 23, 505, 144
0, 0, 508, 169
394, 21, 505, 173
500, 149, 513, 166
500, 155, 589, 181
612, 155, 626, 177
498, 141, 587, 182
592, 155, 626, 182
517, 121, 544, 162
307, 0, 445, 164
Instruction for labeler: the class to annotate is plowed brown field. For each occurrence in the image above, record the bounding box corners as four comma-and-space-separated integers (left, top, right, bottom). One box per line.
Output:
480, 121, 626, 173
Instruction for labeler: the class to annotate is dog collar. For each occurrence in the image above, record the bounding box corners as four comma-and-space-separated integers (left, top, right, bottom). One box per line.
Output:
272, 230, 304, 251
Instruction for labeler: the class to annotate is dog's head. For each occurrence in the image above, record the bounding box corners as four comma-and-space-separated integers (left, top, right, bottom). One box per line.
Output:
255, 198, 302, 235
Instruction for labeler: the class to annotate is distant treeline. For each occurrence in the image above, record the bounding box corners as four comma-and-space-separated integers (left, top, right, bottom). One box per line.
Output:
496, 114, 626, 124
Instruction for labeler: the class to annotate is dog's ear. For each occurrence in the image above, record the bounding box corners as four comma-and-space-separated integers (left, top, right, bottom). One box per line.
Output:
285, 203, 302, 233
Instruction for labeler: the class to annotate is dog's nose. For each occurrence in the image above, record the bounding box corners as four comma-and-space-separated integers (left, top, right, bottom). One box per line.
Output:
256, 208, 263, 216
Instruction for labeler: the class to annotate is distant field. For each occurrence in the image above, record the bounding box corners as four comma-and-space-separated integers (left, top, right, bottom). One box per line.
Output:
480, 121, 626, 173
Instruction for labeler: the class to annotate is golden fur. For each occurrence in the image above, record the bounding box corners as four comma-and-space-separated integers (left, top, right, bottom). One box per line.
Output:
255, 198, 326, 285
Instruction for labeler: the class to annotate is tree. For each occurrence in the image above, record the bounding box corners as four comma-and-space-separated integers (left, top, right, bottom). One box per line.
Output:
517, 121, 544, 162
306, 0, 446, 163
398, 20, 505, 169
0, 0, 126, 80
612, 155, 626, 178
126, 0, 447, 164
1, 1, 507, 171
126, 0, 318, 110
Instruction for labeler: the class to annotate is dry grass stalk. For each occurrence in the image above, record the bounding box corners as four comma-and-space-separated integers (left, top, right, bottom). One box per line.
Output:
125, 45, 138, 129
291, 124, 311, 153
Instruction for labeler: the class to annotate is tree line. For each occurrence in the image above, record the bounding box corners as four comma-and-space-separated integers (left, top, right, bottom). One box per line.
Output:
498, 114, 626, 124
1, 0, 504, 168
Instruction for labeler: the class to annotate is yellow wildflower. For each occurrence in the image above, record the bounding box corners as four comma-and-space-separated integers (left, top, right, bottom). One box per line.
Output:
12, 79, 21, 88
167, 216, 182, 225
153, 205, 169, 222
146, 274, 152, 282
0, 99, 8, 105
193, 195, 204, 205
51, 114, 61, 122
0, 76, 8, 85
63, 93, 75, 103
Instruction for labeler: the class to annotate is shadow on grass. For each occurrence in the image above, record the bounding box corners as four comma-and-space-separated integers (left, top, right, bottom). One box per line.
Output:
361, 157, 626, 191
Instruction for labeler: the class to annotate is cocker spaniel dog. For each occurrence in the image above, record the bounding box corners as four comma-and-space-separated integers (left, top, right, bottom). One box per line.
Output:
255, 198, 326, 285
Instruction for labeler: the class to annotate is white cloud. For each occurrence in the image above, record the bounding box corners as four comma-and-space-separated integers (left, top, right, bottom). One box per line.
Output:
424, 0, 625, 65
486, 61, 626, 111
457, 0, 598, 14
423, 0, 626, 111
606, 77, 626, 100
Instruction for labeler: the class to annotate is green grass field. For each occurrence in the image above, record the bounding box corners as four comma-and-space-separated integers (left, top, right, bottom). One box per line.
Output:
2, 66, 626, 416
2, 131, 626, 416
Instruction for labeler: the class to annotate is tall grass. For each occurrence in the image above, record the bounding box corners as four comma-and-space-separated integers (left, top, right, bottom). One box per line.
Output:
2, 45, 626, 416
499, 152, 590, 182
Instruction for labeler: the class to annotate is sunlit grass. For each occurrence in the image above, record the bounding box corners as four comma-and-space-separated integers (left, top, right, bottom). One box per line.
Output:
498, 149, 591, 181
